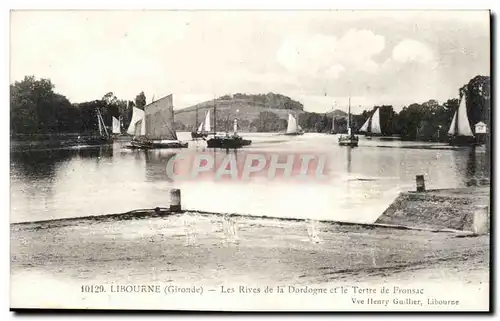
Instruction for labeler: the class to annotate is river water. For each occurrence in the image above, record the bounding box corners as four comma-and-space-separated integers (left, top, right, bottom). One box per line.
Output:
10, 132, 488, 224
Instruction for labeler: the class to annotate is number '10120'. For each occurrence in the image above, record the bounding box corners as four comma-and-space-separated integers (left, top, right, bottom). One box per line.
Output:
81, 285, 105, 293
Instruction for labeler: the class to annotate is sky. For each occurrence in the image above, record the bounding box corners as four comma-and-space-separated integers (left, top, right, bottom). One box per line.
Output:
10, 10, 490, 113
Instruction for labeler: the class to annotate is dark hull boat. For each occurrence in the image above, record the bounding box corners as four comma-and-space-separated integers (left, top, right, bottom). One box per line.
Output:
447, 91, 480, 147
448, 136, 480, 146
338, 97, 358, 147
125, 94, 188, 149
191, 132, 208, 139
129, 138, 188, 149
205, 100, 251, 149
192, 109, 212, 140
76, 135, 113, 145
338, 135, 358, 147
207, 135, 252, 149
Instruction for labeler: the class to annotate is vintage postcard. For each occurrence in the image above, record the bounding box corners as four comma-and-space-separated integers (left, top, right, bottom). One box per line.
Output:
9, 10, 491, 311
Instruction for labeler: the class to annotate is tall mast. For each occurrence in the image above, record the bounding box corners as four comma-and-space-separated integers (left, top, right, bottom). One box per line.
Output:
456, 90, 462, 136
348, 96, 351, 133
96, 108, 108, 137
195, 106, 198, 131
97, 109, 102, 136
213, 97, 217, 134
226, 97, 232, 133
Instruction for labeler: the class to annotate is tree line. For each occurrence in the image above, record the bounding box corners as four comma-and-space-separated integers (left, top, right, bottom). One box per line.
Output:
10, 75, 490, 143
262, 75, 489, 142
218, 92, 304, 111
10, 76, 149, 137
180, 75, 490, 139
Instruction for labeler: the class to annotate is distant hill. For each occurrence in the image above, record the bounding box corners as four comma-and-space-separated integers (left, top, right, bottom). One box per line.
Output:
174, 93, 305, 131
325, 109, 348, 119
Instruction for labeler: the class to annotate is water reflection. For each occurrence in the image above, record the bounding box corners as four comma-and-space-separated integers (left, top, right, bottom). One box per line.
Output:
10, 149, 73, 180
145, 150, 177, 182
466, 147, 477, 181
76, 145, 114, 159
10, 135, 490, 224
451, 146, 488, 186
346, 147, 352, 174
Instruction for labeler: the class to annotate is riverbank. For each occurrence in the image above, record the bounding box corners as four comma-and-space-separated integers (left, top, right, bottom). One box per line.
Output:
376, 186, 490, 232
10, 135, 131, 151
11, 206, 489, 310
10, 174, 491, 311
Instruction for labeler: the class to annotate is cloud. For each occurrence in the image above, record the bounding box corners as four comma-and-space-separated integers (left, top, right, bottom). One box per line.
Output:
392, 39, 434, 64
10, 11, 489, 113
276, 33, 338, 76
276, 29, 385, 78
337, 29, 385, 67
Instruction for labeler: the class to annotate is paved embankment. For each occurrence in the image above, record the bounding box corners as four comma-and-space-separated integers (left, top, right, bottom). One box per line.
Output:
375, 186, 490, 232
11, 210, 489, 310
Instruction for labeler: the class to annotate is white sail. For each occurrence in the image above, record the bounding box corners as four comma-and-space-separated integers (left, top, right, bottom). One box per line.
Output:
233, 119, 238, 134
133, 120, 144, 136
456, 95, 473, 136
331, 117, 336, 132
203, 110, 211, 132
197, 121, 204, 133
370, 108, 382, 135
448, 111, 457, 135
359, 116, 370, 132
127, 107, 145, 135
286, 113, 298, 134
144, 94, 178, 140
112, 116, 120, 134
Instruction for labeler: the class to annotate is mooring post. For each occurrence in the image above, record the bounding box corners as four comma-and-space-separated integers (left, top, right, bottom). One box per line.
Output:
416, 175, 426, 192
170, 189, 181, 212
472, 205, 489, 235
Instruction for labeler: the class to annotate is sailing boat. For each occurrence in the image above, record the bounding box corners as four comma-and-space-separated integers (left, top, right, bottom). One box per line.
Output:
77, 108, 112, 145
206, 99, 251, 148
112, 116, 121, 136
359, 107, 382, 138
191, 109, 211, 139
127, 106, 146, 136
338, 97, 359, 147
448, 91, 477, 146
283, 113, 304, 135
128, 94, 188, 149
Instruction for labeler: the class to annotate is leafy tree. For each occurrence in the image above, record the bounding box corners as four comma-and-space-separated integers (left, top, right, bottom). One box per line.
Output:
135, 91, 147, 109
377, 105, 397, 135
250, 111, 286, 132
102, 92, 118, 106
74, 100, 106, 134
461, 75, 490, 128
10, 74, 490, 144
121, 100, 135, 132
10, 76, 74, 134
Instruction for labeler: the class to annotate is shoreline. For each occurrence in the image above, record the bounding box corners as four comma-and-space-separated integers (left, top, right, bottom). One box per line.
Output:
11, 186, 490, 233
10, 208, 489, 310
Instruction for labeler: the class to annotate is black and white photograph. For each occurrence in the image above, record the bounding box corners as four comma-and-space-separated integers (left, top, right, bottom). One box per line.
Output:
9, 9, 491, 311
